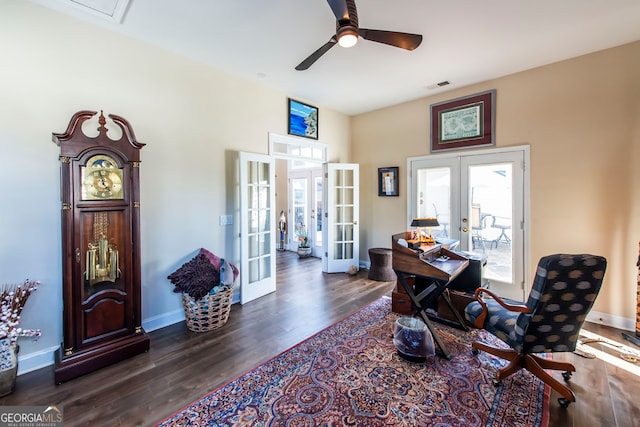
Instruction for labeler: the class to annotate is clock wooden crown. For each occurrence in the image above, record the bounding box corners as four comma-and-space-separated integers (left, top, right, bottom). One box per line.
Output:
53, 110, 149, 384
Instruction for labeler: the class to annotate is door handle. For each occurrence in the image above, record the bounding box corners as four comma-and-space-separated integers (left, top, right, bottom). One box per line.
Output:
353, 220, 358, 225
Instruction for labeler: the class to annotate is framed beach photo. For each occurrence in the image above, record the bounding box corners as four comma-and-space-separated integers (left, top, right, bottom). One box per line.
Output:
378, 167, 399, 197
430, 90, 496, 152
288, 98, 318, 140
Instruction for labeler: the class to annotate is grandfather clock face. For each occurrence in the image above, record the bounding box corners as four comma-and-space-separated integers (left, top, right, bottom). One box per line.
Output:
81, 154, 124, 200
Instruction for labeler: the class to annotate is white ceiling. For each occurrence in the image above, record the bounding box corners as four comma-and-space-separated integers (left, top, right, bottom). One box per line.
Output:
31, 0, 640, 115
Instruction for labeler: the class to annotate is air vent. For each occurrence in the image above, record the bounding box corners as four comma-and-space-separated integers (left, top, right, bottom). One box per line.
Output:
427, 80, 451, 90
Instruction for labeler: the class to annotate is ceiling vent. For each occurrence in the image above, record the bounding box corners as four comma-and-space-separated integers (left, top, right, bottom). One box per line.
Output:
427, 80, 451, 90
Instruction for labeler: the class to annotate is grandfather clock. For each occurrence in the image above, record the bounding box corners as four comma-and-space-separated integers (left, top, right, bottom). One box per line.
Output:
53, 110, 149, 383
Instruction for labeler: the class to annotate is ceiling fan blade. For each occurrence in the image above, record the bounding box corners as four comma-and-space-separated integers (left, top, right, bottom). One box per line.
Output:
327, 0, 350, 22
295, 37, 338, 71
358, 29, 423, 50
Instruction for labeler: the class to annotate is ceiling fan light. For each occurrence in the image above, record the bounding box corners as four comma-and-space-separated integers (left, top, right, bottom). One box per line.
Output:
337, 28, 358, 48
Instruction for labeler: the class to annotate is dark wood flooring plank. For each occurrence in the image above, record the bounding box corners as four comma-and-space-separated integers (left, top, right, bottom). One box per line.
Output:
1, 251, 638, 427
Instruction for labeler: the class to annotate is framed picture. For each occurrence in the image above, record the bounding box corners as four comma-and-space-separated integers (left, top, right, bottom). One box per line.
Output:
378, 167, 399, 197
288, 98, 318, 140
430, 89, 496, 152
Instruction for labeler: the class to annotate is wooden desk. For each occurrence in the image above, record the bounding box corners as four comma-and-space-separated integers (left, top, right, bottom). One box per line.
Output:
392, 232, 469, 359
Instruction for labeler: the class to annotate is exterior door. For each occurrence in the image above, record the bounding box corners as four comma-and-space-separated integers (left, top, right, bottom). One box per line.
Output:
323, 163, 359, 273
460, 152, 526, 299
240, 152, 276, 304
409, 147, 528, 301
289, 168, 323, 257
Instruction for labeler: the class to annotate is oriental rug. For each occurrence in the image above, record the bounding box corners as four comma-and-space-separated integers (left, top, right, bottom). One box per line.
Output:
157, 297, 549, 427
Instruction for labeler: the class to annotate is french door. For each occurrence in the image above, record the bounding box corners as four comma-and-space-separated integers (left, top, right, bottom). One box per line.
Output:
323, 163, 360, 273
289, 168, 323, 258
409, 147, 528, 301
239, 152, 276, 304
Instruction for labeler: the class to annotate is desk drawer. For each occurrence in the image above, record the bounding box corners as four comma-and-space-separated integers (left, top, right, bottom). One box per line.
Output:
392, 291, 412, 315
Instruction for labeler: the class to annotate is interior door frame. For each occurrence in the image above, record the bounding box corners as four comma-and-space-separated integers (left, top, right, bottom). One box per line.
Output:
267, 134, 360, 274
407, 145, 530, 301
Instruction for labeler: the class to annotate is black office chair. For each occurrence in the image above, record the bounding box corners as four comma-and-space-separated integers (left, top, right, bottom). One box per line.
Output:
465, 254, 607, 407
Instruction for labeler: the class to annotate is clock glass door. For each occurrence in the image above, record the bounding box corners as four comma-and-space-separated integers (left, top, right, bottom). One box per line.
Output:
77, 209, 130, 343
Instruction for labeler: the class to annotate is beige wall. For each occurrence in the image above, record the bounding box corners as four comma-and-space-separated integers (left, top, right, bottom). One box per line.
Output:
353, 41, 640, 323
0, 1, 350, 368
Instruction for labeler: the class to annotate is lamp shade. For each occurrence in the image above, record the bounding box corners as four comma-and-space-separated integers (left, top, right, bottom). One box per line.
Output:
411, 217, 439, 227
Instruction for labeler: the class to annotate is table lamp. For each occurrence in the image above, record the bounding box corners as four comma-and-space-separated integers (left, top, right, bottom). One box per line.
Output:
411, 217, 439, 245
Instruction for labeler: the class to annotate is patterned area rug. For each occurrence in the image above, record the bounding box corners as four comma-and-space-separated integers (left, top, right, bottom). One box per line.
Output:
158, 297, 549, 426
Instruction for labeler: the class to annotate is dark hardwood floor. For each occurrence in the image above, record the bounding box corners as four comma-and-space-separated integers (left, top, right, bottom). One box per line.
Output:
2, 251, 639, 426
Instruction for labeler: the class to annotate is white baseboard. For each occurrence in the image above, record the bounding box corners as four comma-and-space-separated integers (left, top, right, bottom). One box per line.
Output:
17, 345, 59, 376
16, 309, 187, 376
586, 309, 635, 332
142, 308, 185, 333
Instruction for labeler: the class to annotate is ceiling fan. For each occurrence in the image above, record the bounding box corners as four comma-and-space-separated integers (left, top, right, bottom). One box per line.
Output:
295, 0, 423, 71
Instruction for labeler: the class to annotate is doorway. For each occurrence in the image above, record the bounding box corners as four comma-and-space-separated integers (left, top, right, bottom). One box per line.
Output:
408, 146, 529, 301
269, 133, 360, 274
289, 167, 323, 258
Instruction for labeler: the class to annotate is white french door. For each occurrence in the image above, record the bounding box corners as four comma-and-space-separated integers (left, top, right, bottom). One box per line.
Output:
289, 168, 324, 258
239, 152, 276, 304
323, 163, 360, 273
409, 147, 528, 301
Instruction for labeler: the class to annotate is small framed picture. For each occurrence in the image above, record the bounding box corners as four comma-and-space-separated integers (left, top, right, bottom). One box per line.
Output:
288, 98, 318, 140
378, 167, 399, 197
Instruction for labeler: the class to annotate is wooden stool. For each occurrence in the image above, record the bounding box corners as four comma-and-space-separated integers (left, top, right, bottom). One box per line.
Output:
368, 248, 397, 281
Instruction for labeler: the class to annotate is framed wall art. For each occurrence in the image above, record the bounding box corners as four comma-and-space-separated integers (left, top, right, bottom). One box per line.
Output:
378, 166, 399, 197
288, 98, 318, 140
430, 89, 496, 152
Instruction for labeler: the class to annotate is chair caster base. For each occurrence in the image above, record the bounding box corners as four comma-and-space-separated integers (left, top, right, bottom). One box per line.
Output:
558, 397, 571, 408
492, 378, 502, 387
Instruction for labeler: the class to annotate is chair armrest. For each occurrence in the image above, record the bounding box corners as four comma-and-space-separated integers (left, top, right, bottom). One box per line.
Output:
471, 287, 532, 329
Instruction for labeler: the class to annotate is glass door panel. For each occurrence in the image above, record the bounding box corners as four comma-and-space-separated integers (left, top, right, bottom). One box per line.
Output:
291, 177, 308, 242
416, 167, 451, 239
467, 163, 513, 284
313, 174, 323, 256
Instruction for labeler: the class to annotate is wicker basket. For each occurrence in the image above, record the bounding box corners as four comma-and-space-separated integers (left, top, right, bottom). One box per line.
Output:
181, 285, 234, 332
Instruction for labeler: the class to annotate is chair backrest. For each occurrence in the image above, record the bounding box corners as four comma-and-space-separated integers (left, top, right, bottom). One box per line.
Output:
517, 254, 607, 353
